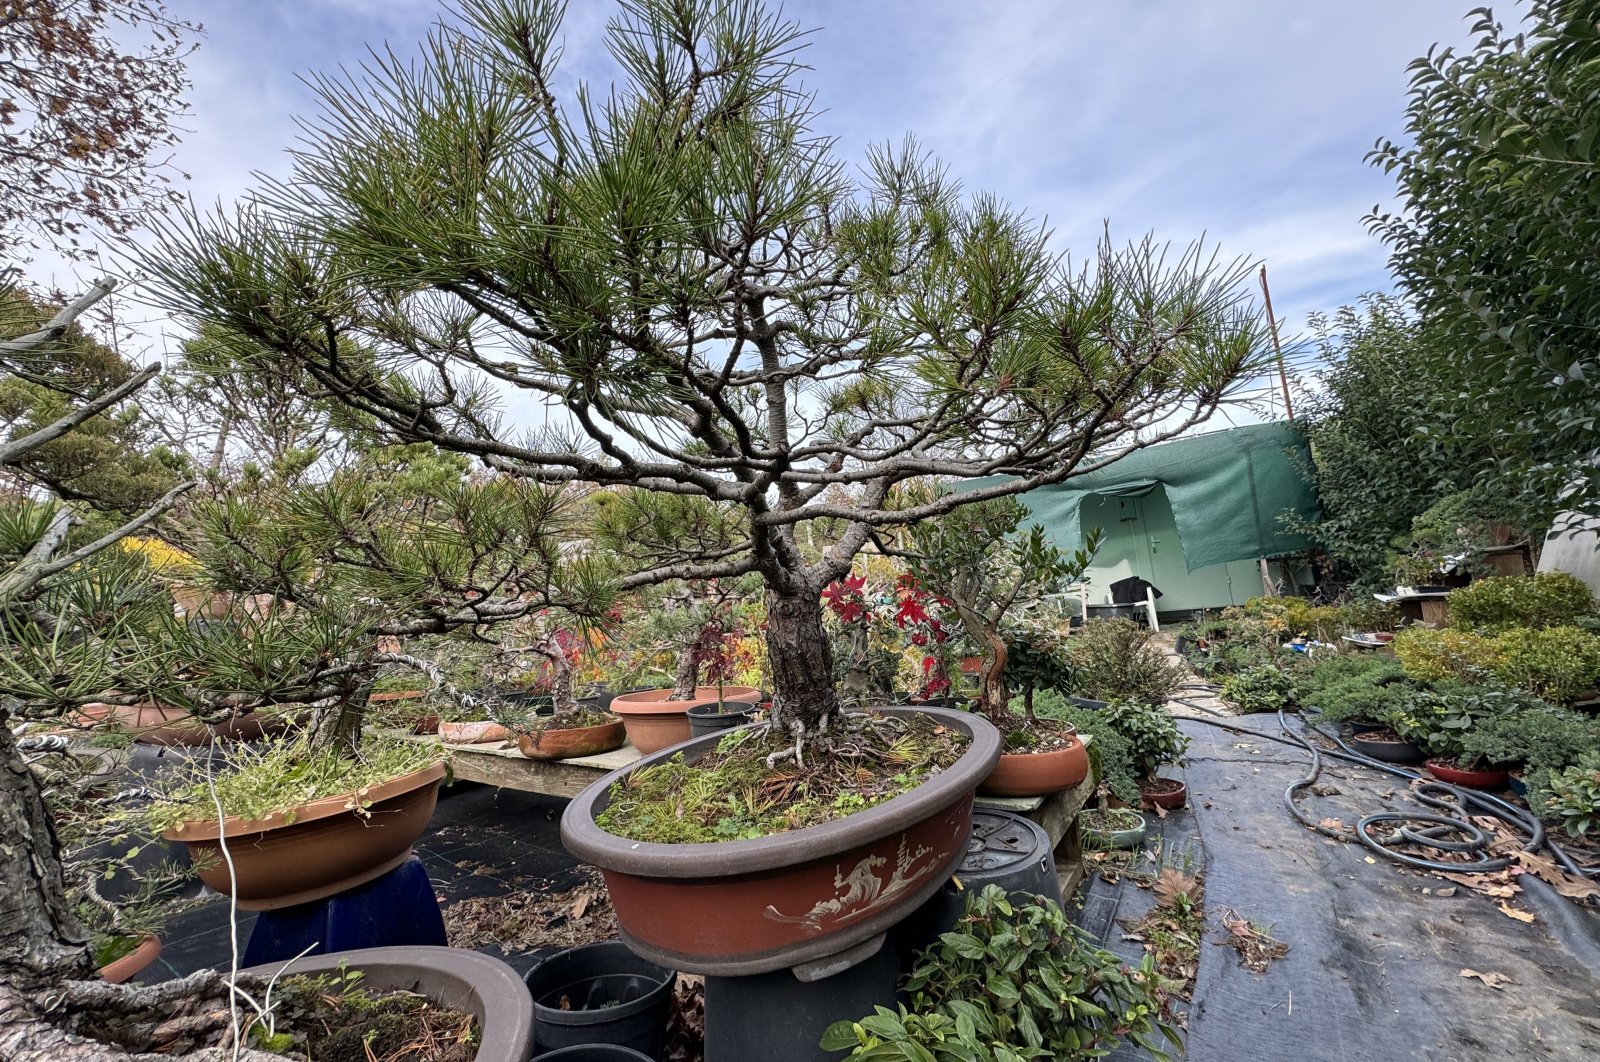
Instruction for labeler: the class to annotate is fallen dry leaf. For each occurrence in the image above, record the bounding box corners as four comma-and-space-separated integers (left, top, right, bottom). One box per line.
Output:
1512, 848, 1600, 901
1459, 968, 1516, 989
1318, 817, 1346, 832
1497, 902, 1535, 924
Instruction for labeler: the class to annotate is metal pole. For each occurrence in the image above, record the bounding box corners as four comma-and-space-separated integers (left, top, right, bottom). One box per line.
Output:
1258, 265, 1294, 421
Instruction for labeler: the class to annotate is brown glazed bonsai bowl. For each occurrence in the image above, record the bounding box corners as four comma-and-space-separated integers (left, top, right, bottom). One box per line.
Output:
608, 686, 762, 755
239, 946, 533, 1062
163, 761, 447, 910
561, 705, 1001, 977
517, 719, 627, 761
97, 933, 161, 984
979, 727, 1090, 797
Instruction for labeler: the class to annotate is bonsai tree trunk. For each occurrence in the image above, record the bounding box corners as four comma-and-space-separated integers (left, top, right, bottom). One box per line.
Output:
532, 635, 579, 716
951, 596, 1010, 721
764, 584, 842, 737
667, 645, 700, 701
0, 722, 93, 995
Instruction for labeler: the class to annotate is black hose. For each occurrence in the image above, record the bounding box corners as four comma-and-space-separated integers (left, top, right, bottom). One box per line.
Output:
1172, 709, 1597, 888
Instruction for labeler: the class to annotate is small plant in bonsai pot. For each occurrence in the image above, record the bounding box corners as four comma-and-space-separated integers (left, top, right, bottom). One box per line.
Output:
142, 736, 447, 910
503, 627, 628, 761
821, 885, 1182, 1061
1388, 685, 1514, 788
904, 496, 1098, 796
1101, 700, 1190, 809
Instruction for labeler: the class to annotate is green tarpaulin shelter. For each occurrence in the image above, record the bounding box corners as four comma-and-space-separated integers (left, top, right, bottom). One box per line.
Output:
967, 422, 1320, 573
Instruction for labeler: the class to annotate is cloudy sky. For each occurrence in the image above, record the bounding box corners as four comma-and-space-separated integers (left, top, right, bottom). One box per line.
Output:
46, 0, 1478, 416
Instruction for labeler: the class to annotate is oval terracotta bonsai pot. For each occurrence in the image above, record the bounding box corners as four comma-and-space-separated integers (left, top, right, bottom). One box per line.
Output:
1425, 758, 1510, 789
608, 686, 761, 755
439, 719, 512, 744
979, 727, 1090, 797
1140, 776, 1188, 809
517, 719, 627, 761
239, 946, 533, 1062
163, 761, 447, 910
561, 705, 1001, 977
97, 933, 161, 984
84, 701, 289, 746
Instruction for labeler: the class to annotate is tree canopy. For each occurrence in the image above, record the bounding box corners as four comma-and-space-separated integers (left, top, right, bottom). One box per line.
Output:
1369, 0, 1600, 519
143, 0, 1269, 732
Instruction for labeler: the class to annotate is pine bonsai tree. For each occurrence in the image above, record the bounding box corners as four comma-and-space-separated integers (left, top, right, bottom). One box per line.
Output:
144, 0, 1266, 755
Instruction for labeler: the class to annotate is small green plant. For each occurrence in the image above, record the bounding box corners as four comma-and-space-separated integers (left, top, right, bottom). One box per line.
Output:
1457, 695, 1600, 773
1101, 700, 1188, 783
1447, 572, 1597, 633
1066, 618, 1182, 705
1301, 652, 1412, 723
1384, 684, 1516, 766
822, 885, 1182, 1061
1540, 753, 1600, 838
1489, 626, 1600, 703
1221, 665, 1302, 713
1391, 627, 1501, 684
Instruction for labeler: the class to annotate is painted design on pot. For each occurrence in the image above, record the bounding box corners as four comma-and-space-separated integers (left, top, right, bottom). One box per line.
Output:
763, 833, 941, 929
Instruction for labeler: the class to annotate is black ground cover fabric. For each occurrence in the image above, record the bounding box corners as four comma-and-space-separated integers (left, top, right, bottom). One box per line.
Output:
1074, 715, 1600, 1060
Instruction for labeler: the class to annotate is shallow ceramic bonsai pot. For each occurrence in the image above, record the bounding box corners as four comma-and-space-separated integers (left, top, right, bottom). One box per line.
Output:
1349, 729, 1426, 764
439, 719, 513, 744
1082, 808, 1147, 850
978, 726, 1090, 797
97, 933, 161, 984
517, 718, 627, 761
1425, 758, 1510, 790
163, 761, 447, 910
561, 705, 1001, 976
83, 700, 289, 746
609, 685, 761, 755
239, 946, 533, 1062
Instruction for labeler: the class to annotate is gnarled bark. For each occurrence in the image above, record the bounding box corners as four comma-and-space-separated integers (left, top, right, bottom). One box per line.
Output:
0, 721, 92, 996
764, 585, 840, 734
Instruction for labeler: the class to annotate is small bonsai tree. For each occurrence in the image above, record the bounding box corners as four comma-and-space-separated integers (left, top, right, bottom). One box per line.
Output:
906, 496, 1096, 726
144, 0, 1268, 759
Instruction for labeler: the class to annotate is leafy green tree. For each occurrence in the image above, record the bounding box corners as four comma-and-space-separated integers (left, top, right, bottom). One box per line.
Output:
144, 0, 1267, 744
1369, 0, 1600, 519
1286, 294, 1507, 588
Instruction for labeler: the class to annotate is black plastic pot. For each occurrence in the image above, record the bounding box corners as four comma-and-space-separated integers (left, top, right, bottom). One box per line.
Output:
526, 941, 673, 1058
686, 701, 757, 738
579, 687, 618, 712
1350, 731, 1426, 764
539, 1046, 654, 1061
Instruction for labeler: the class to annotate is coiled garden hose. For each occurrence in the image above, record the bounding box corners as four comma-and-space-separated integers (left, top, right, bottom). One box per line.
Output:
1168, 704, 1598, 891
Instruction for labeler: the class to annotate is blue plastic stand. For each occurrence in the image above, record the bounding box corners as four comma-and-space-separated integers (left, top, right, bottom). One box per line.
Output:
242, 854, 445, 966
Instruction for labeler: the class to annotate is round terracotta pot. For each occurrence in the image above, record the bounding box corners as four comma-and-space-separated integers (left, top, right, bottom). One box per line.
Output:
1140, 777, 1188, 809
1425, 758, 1510, 790
978, 727, 1090, 797
97, 933, 161, 984
439, 719, 512, 744
608, 686, 761, 755
162, 762, 447, 911
561, 705, 1001, 977
84, 701, 288, 746
517, 719, 627, 761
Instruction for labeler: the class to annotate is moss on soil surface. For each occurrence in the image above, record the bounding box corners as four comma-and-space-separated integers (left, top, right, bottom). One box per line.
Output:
597, 711, 969, 843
